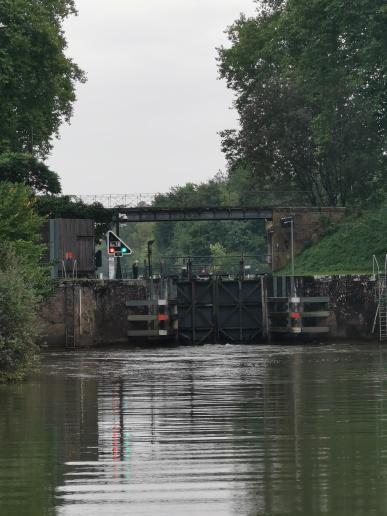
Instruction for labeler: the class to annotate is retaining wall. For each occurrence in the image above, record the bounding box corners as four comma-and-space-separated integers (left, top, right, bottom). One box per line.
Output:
39, 276, 379, 348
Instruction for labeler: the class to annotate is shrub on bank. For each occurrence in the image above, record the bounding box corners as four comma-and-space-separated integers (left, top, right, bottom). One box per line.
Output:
0, 183, 48, 382
0, 246, 44, 382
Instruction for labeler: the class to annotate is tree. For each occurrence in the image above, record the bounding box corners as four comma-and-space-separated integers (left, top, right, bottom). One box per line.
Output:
218, 0, 387, 206
0, 182, 44, 245
152, 179, 267, 262
0, 182, 48, 381
36, 195, 113, 240
0, 0, 85, 157
0, 152, 61, 194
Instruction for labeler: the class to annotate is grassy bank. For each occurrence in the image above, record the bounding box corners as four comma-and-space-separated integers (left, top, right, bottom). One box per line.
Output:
280, 209, 387, 276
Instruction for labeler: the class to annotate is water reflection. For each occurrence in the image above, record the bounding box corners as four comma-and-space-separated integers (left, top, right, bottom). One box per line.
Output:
1, 346, 387, 515
0, 354, 98, 516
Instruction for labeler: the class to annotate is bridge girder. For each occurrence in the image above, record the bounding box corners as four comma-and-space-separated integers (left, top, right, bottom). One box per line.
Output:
113, 206, 273, 223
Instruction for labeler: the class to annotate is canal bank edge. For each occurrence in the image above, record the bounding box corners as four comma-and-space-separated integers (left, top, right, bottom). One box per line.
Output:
39, 277, 377, 347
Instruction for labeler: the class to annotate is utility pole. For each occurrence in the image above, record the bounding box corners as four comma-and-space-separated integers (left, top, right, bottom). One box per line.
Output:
115, 217, 122, 279
280, 216, 296, 296
147, 240, 155, 278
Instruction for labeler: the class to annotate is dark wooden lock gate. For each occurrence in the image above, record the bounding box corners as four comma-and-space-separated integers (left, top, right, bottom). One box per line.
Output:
176, 277, 268, 344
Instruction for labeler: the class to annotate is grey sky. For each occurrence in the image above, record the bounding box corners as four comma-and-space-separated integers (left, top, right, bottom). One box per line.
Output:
48, 0, 258, 195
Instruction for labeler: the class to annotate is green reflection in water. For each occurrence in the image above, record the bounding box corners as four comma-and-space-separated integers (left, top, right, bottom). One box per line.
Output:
0, 360, 98, 516
1, 347, 387, 516
233, 348, 387, 516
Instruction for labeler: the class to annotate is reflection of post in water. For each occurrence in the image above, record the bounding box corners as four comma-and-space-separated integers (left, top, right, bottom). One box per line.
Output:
260, 354, 308, 514
151, 380, 155, 445
119, 379, 125, 462
292, 353, 301, 484
188, 359, 195, 424
112, 379, 131, 481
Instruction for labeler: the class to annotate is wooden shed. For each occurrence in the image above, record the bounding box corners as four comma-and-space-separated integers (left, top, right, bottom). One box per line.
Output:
47, 219, 95, 277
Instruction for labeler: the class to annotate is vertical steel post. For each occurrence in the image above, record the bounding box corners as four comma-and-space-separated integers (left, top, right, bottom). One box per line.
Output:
290, 218, 295, 296
192, 281, 196, 344
239, 279, 243, 342
147, 240, 154, 278
115, 218, 122, 280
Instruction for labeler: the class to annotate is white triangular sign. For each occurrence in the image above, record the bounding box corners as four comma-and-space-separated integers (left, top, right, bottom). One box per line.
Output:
107, 230, 133, 257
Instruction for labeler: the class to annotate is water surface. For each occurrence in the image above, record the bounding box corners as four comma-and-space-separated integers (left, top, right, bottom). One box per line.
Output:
1, 344, 387, 516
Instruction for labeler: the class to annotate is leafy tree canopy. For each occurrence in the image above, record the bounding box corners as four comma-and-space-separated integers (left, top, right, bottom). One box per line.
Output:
219, 0, 387, 206
0, 181, 48, 303
0, 152, 61, 194
36, 195, 113, 240
0, 0, 85, 157
0, 181, 43, 245
152, 178, 266, 260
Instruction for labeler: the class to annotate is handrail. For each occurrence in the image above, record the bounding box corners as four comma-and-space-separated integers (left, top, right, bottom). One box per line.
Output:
72, 259, 78, 279
373, 255, 380, 278
372, 254, 387, 341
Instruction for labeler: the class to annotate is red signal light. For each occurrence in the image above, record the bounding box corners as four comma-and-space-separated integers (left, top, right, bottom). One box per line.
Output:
291, 312, 301, 319
109, 247, 115, 254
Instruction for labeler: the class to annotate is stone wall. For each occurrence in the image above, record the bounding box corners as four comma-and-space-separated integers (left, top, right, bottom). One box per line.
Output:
39, 280, 148, 348
268, 207, 347, 271
295, 275, 377, 339
39, 276, 380, 348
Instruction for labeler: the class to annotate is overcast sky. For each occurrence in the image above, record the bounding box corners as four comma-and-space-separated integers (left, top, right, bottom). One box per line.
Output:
47, 0, 258, 195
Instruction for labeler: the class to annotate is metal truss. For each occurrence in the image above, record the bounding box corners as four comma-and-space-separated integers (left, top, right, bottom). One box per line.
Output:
74, 193, 157, 208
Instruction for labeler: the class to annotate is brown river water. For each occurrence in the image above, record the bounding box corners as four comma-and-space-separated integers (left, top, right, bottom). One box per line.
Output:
1, 344, 387, 516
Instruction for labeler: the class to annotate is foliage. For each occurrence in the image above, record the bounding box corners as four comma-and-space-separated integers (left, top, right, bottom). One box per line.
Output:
0, 0, 85, 157
0, 182, 44, 243
152, 178, 267, 264
0, 152, 61, 194
118, 222, 156, 274
36, 195, 113, 240
0, 182, 48, 381
0, 246, 41, 382
209, 242, 228, 273
279, 209, 387, 276
218, 0, 387, 206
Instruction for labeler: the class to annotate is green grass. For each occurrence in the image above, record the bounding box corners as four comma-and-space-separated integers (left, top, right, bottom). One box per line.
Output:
279, 210, 387, 276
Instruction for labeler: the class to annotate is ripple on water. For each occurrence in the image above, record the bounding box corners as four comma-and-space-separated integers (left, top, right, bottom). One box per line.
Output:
1, 344, 387, 516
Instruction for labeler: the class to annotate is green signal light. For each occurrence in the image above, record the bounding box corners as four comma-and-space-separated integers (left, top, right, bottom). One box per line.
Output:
122, 247, 128, 253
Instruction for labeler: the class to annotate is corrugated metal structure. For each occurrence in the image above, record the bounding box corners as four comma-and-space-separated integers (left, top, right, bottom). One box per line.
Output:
47, 219, 95, 277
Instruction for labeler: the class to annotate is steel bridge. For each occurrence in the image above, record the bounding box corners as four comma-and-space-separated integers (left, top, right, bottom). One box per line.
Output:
73, 191, 311, 210
75, 193, 157, 208
115, 206, 273, 222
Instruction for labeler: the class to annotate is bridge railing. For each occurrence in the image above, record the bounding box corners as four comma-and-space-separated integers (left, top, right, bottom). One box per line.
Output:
121, 254, 271, 280
74, 193, 157, 208
71, 191, 313, 209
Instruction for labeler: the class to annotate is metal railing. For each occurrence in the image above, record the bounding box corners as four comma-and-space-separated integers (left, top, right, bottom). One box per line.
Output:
371, 254, 387, 340
122, 254, 271, 280
70, 190, 313, 209
73, 193, 157, 208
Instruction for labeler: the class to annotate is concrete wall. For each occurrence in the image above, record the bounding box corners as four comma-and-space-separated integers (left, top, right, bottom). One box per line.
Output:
268, 208, 347, 271
39, 280, 148, 348
39, 276, 379, 348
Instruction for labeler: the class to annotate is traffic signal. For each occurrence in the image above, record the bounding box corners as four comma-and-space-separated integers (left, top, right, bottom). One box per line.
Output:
107, 231, 132, 257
